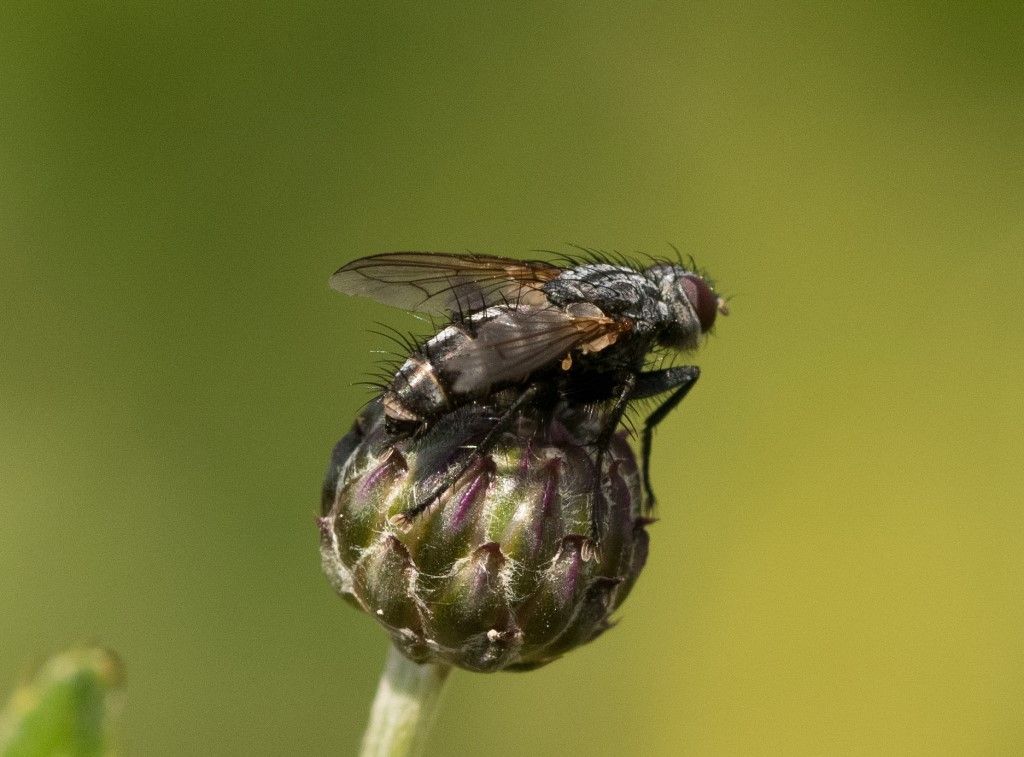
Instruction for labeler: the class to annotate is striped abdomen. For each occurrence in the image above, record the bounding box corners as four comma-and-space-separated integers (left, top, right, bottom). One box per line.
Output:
382, 323, 469, 432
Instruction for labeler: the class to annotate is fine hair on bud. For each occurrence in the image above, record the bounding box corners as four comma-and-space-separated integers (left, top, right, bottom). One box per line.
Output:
319, 398, 650, 672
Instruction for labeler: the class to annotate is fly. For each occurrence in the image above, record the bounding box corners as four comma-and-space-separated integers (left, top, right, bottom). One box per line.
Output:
330, 250, 727, 545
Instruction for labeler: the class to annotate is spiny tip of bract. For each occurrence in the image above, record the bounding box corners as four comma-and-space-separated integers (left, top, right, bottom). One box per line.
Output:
387, 512, 413, 531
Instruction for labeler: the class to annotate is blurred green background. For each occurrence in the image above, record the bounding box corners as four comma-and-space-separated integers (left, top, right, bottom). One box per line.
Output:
2, 2, 1022, 755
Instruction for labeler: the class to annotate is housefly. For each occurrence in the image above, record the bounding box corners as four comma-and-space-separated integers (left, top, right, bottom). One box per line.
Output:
330, 250, 727, 543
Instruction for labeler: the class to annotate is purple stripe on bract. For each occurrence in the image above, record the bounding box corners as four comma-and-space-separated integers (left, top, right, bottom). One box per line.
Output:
534, 458, 561, 545
471, 544, 503, 592
517, 438, 533, 475
450, 468, 489, 531
359, 459, 395, 498
560, 550, 581, 605
555, 537, 584, 604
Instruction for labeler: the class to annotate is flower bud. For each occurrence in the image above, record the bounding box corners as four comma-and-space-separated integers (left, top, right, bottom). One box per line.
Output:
320, 399, 649, 672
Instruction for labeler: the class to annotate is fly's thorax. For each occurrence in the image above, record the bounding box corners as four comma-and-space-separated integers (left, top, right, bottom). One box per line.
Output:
543, 264, 663, 321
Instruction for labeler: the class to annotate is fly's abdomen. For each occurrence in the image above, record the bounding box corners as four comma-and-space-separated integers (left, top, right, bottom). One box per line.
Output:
382, 324, 471, 431
382, 355, 449, 430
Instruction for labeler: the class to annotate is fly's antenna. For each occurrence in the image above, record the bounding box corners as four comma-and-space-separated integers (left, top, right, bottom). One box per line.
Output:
710, 290, 737, 330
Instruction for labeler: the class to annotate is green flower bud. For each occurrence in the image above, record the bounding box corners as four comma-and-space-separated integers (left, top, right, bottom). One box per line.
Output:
0, 647, 124, 755
320, 400, 649, 672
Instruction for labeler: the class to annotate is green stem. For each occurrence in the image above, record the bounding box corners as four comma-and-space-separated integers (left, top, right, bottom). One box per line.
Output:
360, 645, 452, 757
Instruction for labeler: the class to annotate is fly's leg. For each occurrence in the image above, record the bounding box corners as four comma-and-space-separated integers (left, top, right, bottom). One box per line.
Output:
384, 416, 421, 439
587, 373, 637, 552
390, 384, 542, 527
631, 365, 701, 513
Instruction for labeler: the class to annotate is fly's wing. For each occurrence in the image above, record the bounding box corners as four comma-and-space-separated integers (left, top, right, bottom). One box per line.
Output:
444, 304, 630, 393
330, 252, 562, 316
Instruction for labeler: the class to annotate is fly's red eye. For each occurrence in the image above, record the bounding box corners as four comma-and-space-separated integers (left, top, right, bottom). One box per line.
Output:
681, 274, 718, 331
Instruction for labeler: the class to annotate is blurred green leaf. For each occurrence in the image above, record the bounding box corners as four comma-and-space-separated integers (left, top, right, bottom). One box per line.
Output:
0, 648, 123, 757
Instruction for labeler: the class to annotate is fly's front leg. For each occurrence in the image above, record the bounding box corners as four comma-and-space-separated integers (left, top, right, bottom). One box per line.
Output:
588, 373, 637, 552
630, 365, 700, 513
390, 384, 542, 527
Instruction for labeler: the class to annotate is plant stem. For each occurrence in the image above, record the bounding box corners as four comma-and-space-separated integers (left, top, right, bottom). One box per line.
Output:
360, 645, 452, 757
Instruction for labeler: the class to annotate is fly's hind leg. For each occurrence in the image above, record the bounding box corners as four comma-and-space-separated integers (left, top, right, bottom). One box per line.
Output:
630, 365, 701, 513
587, 373, 637, 552
390, 384, 542, 528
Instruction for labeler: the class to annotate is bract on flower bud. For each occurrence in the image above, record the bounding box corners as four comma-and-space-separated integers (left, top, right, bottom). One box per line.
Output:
319, 399, 650, 672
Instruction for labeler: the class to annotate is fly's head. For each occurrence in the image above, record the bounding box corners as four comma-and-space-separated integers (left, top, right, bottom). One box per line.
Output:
645, 263, 729, 351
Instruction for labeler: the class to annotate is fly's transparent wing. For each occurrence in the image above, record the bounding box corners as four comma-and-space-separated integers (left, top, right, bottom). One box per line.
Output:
445, 304, 629, 393
330, 252, 562, 315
